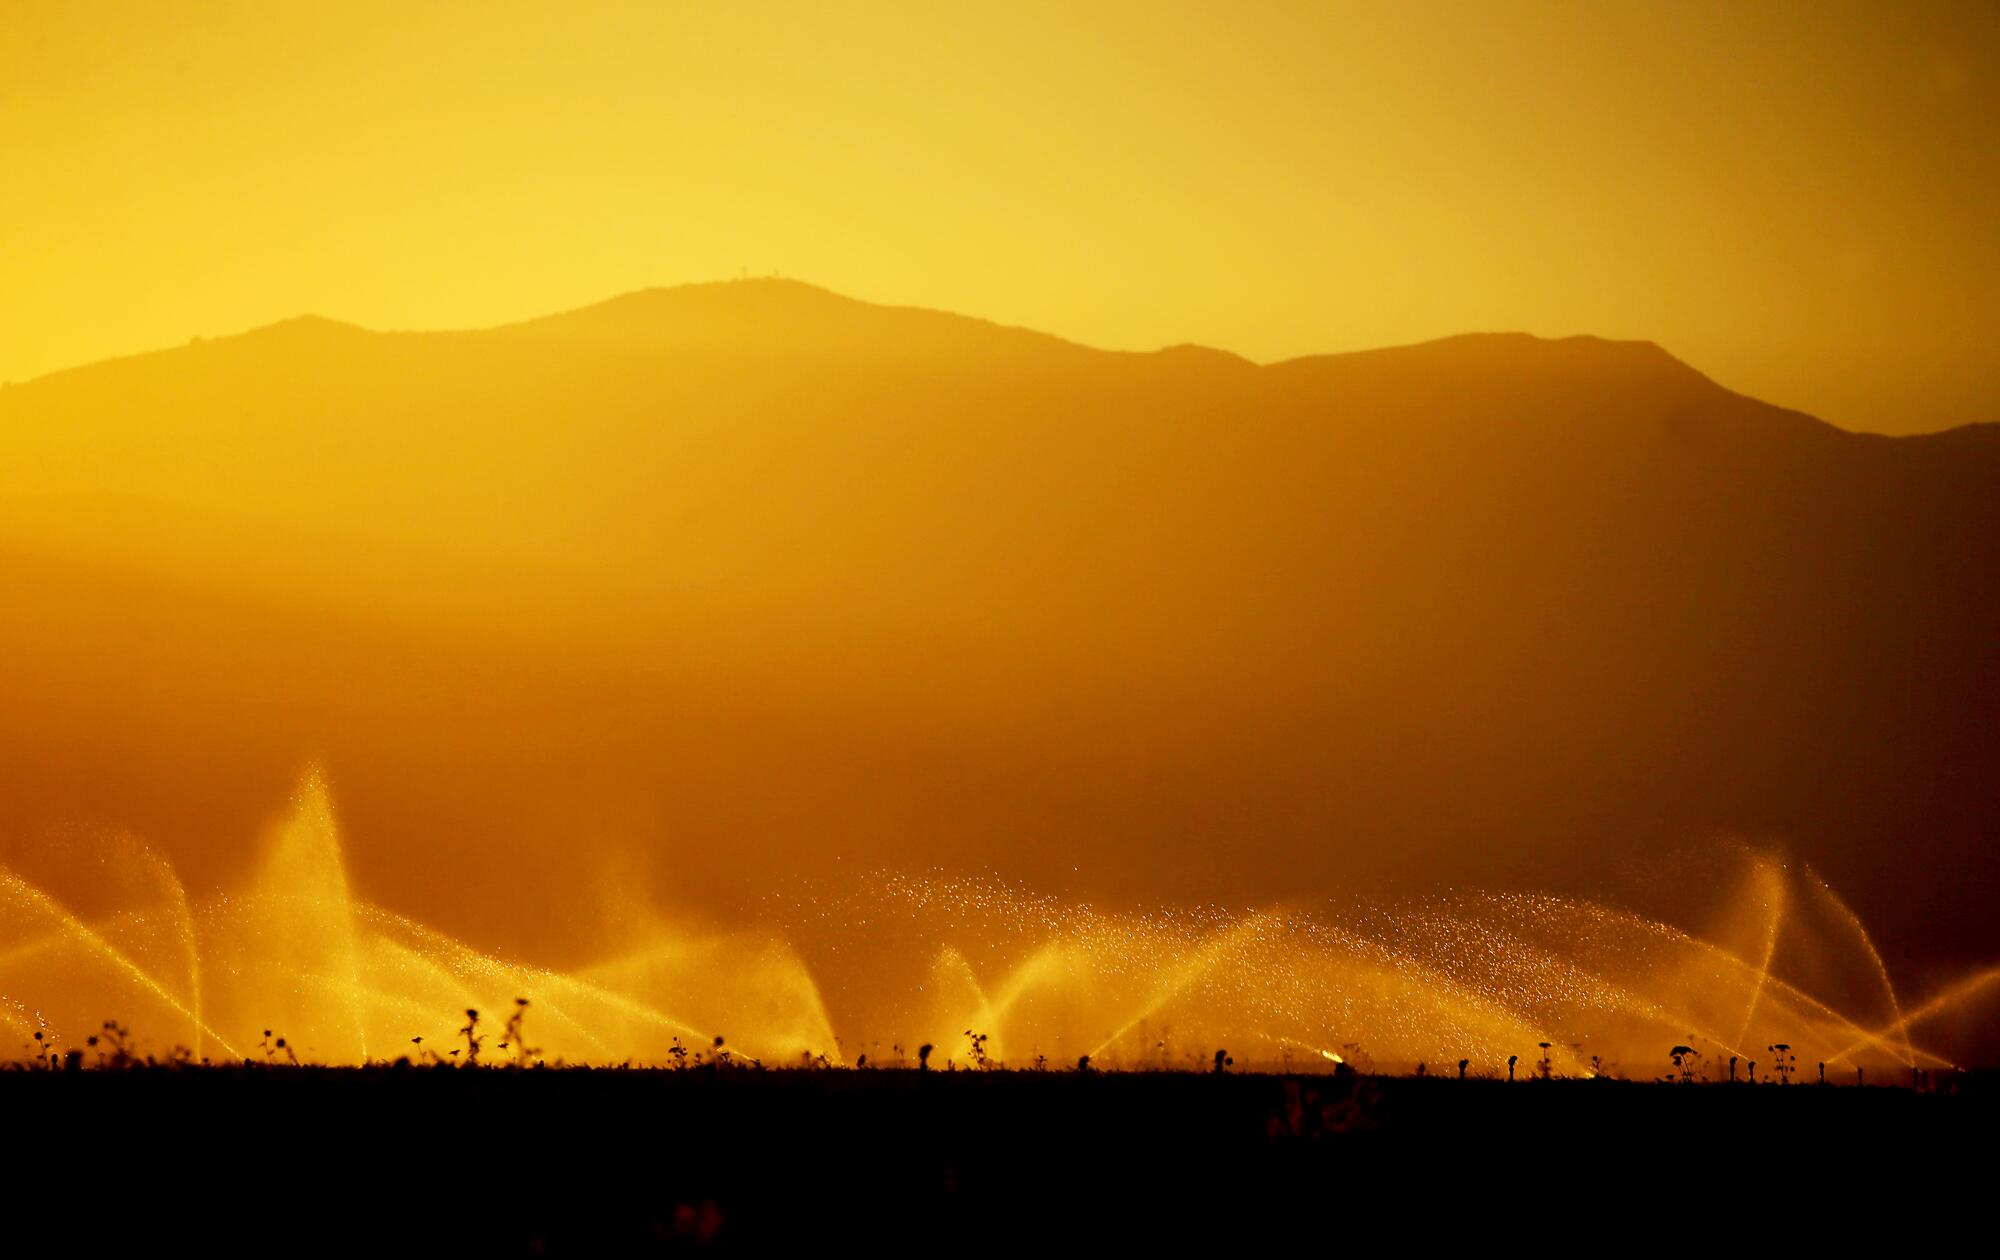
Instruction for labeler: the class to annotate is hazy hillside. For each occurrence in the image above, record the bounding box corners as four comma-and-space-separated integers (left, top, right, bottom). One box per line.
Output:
2, 280, 1995, 986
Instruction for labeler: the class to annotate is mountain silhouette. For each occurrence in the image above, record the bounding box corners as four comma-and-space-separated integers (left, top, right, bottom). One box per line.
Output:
1, 280, 1995, 1035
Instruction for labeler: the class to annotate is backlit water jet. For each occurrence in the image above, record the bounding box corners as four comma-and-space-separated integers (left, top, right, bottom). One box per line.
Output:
1, 773, 1993, 1074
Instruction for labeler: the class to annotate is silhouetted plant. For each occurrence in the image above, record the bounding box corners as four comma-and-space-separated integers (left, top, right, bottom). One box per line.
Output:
1077, 1054, 1092, 1073
98, 1019, 134, 1068
503, 998, 536, 1068
1507, 1054, 1517, 1082
1212, 1048, 1233, 1074
963, 1030, 990, 1070
1669, 1045, 1693, 1083
461, 1009, 482, 1066
667, 1037, 688, 1070
917, 1043, 933, 1072
1457, 1058, 1469, 1080
1767, 1043, 1794, 1084
1537, 1042, 1553, 1081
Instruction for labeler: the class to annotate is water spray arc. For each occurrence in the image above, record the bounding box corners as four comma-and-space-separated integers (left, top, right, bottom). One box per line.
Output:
2, 775, 1994, 1073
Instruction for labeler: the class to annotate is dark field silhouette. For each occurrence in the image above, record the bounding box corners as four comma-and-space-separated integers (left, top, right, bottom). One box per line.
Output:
9, 1059, 1990, 1250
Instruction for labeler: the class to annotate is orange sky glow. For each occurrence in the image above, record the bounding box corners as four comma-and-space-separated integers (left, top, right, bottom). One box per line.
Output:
4, 0, 1996, 432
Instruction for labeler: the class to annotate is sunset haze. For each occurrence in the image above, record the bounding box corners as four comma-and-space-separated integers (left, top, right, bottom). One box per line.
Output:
5, 1, 1997, 432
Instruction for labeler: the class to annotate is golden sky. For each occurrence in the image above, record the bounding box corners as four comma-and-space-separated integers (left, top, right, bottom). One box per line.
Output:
3, 1, 1995, 432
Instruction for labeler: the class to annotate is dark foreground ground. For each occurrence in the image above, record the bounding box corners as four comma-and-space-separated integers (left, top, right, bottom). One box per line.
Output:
7, 1066, 1994, 1251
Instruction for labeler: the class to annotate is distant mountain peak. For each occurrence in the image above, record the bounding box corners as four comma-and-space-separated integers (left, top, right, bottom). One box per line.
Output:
496, 277, 1094, 362
241, 313, 369, 339
1148, 342, 1256, 369
561, 276, 853, 315
526, 277, 939, 328
1267, 328, 1720, 395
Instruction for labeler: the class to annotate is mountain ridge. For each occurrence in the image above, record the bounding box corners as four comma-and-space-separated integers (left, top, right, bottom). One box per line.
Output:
7, 279, 1965, 438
